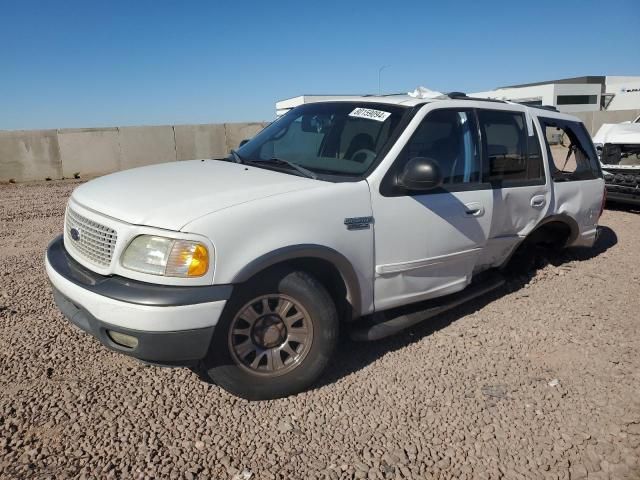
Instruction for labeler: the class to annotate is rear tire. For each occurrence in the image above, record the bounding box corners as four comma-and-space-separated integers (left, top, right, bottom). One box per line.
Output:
203, 268, 338, 400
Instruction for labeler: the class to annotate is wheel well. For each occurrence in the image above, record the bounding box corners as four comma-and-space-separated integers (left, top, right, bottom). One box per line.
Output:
526, 220, 573, 248
243, 257, 355, 322
503, 219, 574, 272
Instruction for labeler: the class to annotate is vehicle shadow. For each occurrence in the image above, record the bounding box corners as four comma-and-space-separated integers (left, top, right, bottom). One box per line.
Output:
313, 225, 618, 390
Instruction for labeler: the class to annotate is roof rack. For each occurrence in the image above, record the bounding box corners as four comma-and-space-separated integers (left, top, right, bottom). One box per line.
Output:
445, 92, 507, 103
360, 93, 411, 98
523, 104, 559, 112
447, 93, 560, 111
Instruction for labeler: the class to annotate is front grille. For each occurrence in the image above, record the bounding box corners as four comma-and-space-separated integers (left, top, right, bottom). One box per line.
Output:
65, 208, 118, 267
608, 172, 640, 186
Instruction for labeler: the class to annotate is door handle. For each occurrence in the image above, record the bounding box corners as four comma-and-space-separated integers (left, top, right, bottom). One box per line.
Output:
530, 195, 546, 208
464, 202, 485, 217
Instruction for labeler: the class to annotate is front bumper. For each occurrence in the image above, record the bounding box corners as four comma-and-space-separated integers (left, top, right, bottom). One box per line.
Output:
603, 168, 640, 206
45, 235, 232, 365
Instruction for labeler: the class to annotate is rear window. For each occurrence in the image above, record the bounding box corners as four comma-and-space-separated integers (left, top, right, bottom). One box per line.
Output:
539, 118, 600, 181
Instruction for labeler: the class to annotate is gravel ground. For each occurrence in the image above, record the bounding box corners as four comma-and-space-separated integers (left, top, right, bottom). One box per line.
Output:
1, 180, 639, 480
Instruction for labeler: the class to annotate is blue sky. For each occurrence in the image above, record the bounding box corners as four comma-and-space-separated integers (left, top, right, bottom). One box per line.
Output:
1, 0, 638, 130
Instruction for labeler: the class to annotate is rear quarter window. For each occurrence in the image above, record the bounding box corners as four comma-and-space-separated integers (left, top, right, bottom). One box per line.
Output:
539, 117, 601, 181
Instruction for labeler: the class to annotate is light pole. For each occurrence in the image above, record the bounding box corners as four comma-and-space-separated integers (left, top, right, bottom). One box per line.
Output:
378, 65, 389, 95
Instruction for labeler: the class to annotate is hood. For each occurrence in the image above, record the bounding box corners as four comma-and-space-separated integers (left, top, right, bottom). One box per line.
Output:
72, 160, 323, 231
593, 122, 640, 145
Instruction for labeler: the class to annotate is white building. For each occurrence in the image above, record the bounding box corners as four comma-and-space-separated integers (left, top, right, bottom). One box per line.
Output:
275, 95, 366, 116
603, 76, 640, 110
471, 76, 640, 113
275, 76, 640, 116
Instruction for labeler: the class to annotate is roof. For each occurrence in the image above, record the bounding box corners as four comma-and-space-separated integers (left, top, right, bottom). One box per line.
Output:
276, 94, 430, 109
274, 93, 582, 122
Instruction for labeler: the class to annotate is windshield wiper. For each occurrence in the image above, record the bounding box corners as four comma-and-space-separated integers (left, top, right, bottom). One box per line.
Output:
230, 149, 244, 164
252, 158, 318, 179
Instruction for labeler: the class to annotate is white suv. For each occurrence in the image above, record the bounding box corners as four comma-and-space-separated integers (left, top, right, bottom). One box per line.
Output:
46, 94, 605, 399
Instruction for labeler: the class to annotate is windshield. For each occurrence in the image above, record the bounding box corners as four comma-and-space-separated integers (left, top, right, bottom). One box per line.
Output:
236, 102, 407, 177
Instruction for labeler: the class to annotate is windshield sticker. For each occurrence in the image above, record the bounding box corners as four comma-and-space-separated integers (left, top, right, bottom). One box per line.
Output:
349, 107, 391, 122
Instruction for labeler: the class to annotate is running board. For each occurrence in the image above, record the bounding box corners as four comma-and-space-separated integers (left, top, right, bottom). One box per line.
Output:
350, 271, 505, 341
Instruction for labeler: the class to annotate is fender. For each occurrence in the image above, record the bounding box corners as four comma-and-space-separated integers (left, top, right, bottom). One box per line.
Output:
232, 244, 363, 319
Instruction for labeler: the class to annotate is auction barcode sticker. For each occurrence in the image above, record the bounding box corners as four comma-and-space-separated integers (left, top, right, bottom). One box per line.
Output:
349, 107, 391, 122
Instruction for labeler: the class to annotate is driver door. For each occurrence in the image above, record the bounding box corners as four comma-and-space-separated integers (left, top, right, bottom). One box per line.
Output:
370, 107, 494, 311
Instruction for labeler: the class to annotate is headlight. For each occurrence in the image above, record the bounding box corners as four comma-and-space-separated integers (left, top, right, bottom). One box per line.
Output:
121, 235, 210, 277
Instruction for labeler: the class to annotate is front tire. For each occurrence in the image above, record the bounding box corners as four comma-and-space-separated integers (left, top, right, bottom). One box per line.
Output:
203, 268, 339, 400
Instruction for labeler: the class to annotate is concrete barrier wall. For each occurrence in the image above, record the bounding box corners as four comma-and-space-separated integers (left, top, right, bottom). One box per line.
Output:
118, 126, 177, 169
0, 122, 268, 182
0, 130, 62, 181
174, 124, 227, 161
58, 128, 121, 178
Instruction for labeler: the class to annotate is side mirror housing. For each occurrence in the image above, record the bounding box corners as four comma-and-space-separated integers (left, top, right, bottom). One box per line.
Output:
239, 139, 250, 147
397, 157, 443, 191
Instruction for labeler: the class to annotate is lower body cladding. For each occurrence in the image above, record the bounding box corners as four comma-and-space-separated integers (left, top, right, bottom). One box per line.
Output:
603, 167, 640, 206
45, 236, 231, 366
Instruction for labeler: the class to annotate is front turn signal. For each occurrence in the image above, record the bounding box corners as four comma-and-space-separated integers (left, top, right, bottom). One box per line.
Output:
166, 240, 209, 277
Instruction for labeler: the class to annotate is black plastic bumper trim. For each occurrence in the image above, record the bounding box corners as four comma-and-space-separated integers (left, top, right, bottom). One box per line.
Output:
52, 287, 214, 365
47, 235, 232, 307
606, 191, 640, 206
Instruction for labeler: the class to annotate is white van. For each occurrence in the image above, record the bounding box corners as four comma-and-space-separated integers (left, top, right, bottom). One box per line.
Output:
46, 94, 605, 399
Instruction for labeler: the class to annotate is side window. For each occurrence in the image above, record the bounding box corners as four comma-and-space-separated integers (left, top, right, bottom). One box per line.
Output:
478, 110, 528, 183
398, 109, 481, 186
540, 118, 600, 181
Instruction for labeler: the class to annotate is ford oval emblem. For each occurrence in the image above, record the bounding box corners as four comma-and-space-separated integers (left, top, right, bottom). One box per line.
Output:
70, 228, 80, 241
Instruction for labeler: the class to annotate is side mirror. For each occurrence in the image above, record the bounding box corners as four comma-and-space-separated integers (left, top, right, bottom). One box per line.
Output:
397, 157, 443, 191
239, 139, 249, 147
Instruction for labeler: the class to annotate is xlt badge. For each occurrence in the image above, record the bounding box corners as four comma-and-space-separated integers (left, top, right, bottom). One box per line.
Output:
344, 216, 374, 230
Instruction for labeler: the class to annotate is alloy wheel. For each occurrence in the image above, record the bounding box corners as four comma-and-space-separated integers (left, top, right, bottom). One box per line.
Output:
228, 294, 314, 377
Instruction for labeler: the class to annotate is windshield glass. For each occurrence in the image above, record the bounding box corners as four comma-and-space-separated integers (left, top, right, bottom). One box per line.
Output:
237, 102, 407, 177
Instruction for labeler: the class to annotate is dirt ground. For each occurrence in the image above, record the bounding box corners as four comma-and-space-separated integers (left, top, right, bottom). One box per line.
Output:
1, 180, 639, 480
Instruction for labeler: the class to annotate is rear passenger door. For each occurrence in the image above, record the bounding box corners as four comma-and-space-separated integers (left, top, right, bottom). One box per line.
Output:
538, 117, 603, 246
475, 108, 550, 269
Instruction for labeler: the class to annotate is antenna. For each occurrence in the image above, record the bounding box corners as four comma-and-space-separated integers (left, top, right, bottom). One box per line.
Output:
378, 65, 390, 95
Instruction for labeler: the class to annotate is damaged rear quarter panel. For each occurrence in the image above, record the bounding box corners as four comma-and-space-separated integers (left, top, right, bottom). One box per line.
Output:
551, 178, 603, 246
